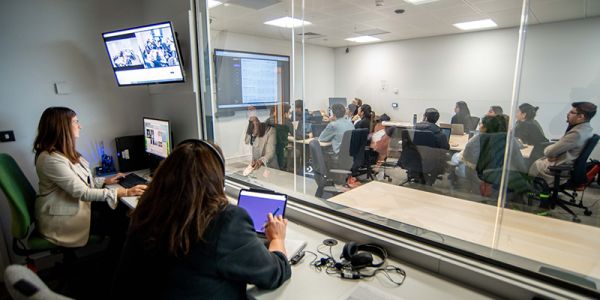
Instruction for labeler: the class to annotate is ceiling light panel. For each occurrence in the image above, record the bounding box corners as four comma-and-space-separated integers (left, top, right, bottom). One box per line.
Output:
264, 17, 312, 28
345, 36, 381, 43
453, 18, 498, 30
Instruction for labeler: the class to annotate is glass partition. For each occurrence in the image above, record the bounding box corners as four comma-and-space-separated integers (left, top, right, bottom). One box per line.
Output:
197, 0, 600, 294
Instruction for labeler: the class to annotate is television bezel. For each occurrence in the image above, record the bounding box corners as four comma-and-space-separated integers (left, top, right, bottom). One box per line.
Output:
102, 21, 185, 87
213, 48, 290, 111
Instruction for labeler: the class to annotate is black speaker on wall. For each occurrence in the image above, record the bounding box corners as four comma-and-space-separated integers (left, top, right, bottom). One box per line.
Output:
115, 135, 149, 172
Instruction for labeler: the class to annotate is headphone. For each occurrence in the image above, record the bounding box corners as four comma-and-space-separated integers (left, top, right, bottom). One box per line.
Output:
341, 242, 387, 269
177, 139, 225, 177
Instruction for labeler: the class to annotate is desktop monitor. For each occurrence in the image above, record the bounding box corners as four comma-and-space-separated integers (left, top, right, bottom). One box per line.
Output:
328, 97, 347, 107
102, 21, 185, 86
143, 117, 171, 172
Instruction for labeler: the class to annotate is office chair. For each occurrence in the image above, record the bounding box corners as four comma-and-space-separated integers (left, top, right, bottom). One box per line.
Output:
543, 134, 599, 222
273, 124, 291, 170
349, 128, 374, 181
0, 153, 103, 270
469, 116, 480, 132
329, 130, 354, 183
398, 129, 448, 185
309, 139, 342, 199
4, 264, 73, 300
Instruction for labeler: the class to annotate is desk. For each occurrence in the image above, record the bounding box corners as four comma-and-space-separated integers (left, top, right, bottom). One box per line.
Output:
287, 136, 332, 146
448, 134, 532, 158
383, 121, 413, 128
328, 181, 600, 279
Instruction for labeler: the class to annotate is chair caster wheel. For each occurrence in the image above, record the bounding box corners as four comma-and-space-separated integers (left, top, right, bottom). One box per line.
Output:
584, 210, 592, 216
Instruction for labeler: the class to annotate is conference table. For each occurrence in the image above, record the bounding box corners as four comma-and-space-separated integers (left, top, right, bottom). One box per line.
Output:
328, 181, 600, 280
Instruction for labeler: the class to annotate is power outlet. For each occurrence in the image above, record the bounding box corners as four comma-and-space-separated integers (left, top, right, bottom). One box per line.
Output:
0, 130, 15, 142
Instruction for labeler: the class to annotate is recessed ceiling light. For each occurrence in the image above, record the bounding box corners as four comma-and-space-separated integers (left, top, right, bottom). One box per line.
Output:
207, 0, 222, 9
404, 0, 439, 5
264, 17, 311, 28
345, 36, 381, 43
453, 19, 498, 30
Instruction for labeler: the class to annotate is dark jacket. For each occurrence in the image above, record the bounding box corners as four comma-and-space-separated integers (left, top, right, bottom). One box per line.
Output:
514, 120, 548, 146
354, 117, 371, 130
112, 205, 291, 300
415, 122, 450, 150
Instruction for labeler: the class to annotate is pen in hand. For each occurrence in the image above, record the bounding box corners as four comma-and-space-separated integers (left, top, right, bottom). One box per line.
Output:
272, 208, 280, 216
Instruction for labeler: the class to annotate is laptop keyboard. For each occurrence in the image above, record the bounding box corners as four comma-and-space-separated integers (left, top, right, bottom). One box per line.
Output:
118, 173, 148, 189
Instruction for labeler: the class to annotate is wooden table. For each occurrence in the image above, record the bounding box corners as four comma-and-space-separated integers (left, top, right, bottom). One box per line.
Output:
328, 181, 600, 279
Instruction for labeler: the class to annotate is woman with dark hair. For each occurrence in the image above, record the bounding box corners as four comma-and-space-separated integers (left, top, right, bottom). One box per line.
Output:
486, 105, 504, 117
355, 104, 375, 132
113, 140, 291, 299
33, 107, 146, 248
451, 101, 473, 131
351, 98, 363, 122
245, 116, 278, 170
514, 103, 548, 145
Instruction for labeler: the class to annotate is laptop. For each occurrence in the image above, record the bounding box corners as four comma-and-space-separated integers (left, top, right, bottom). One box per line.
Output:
440, 127, 451, 142
237, 189, 307, 259
440, 123, 464, 135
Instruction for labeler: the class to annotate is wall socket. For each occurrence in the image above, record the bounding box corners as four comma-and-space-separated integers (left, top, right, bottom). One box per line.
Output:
0, 130, 15, 142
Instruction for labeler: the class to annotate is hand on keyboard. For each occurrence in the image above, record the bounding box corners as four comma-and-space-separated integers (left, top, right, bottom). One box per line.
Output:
118, 173, 149, 189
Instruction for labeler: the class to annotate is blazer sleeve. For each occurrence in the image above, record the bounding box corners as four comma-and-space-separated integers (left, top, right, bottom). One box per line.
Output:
40, 154, 113, 202
544, 130, 580, 158
216, 208, 291, 290
259, 129, 277, 166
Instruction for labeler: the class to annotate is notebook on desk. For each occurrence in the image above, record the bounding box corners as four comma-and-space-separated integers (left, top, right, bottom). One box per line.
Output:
237, 189, 307, 260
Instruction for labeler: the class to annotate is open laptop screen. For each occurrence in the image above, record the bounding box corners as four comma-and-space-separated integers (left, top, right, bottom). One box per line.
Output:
237, 189, 287, 234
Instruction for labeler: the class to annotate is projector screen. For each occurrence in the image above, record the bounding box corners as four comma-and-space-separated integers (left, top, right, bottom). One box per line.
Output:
102, 22, 185, 86
214, 49, 290, 110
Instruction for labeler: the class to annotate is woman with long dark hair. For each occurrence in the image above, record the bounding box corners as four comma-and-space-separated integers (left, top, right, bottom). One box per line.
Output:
355, 104, 375, 132
245, 116, 278, 170
514, 103, 548, 145
113, 140, 291, 299
451, 101, 473, 131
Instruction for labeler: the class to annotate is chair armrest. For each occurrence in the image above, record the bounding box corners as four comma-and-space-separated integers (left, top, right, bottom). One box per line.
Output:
548, 165, 572, 172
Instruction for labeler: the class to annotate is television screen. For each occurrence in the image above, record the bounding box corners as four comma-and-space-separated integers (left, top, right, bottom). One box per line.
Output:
102, 22, 184, 86
328, 97, 347, 107
214, 49, 290, 110
143, 117, 171, 159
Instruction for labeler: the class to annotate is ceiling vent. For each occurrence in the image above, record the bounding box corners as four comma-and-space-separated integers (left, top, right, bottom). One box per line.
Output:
297, 32, 323, 39
354, 28, 390, 36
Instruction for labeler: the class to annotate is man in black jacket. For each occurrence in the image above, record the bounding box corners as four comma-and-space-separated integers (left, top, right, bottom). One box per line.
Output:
414, 108, 450, 150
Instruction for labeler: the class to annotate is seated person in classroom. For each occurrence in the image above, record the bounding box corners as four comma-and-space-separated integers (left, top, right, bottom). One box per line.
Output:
245, 116, 279, 170
266, 103, 293, 170
370, 114, 394, 173
415, 108, 450, 150
293, 99, 312, 139
112, 140, 291, 299
514, 103, 548, 146
346, 103, 358, 120
486, 105, 504, 117
529, 102, 596, 185
451, 101, 474, 132
354, 104, 375, 131
33, 107, 146, 285
265, 103, 293, 134
318, 103, 355, 155
351, 98, 363, 123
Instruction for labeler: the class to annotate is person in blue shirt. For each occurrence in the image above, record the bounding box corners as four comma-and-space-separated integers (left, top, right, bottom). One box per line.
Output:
294, 99, 312, 139
318, 103, 355, 154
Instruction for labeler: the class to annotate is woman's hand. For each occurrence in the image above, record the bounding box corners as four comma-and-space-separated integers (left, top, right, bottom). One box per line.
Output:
118, 184, 147, 198
265, 213, 288, 256
104, 173, 125, 185
265, 213, 287, 241
253, 160, 264, 170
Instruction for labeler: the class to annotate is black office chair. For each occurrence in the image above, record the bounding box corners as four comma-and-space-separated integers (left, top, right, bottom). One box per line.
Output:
349, 128, 374, 181
542, 134, 599, 222
469, 116, 480, 132
398, 129, 448, 185
309, 139, 342, 199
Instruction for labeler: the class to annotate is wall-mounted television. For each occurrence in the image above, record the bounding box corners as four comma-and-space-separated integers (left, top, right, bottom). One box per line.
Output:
102, 21, 185, 86
214, 49, 290, 110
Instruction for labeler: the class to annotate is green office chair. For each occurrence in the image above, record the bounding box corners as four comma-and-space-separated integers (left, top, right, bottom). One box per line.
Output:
0, 153, 101, 269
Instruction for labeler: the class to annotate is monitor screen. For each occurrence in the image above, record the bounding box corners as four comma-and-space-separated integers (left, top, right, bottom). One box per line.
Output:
143, 117, 171, 159
328, 97, 347, 107
102, 22, 185, 86
214, 49, 290, 110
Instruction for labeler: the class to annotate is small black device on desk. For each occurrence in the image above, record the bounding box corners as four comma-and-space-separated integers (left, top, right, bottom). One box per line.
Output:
117, 173, 148, 188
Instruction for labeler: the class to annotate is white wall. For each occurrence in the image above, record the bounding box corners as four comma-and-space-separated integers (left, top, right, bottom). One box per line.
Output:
334, 17, 600, 144
209, 31, 335, 158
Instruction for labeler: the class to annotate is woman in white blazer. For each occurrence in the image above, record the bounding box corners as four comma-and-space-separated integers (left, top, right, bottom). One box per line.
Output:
33, 107, 147, 247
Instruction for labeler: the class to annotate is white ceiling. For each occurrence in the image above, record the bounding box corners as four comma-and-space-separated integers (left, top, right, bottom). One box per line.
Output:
208, 0, 600, 48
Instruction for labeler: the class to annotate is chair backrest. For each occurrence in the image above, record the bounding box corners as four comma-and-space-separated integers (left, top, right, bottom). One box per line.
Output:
0, 154, 36, 239
570, 134, 600, 185
309, 139, 327, 178
412, 130, 437, 148
469, 116, 480, 132
399, 129, 423, 172
4, 264, 73, 300
335, 130, 354, 169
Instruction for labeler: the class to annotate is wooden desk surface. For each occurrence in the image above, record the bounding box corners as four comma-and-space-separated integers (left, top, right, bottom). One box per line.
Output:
328, 181, 600, 279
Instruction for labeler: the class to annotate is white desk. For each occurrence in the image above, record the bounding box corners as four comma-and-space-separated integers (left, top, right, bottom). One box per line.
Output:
383, 121, 413, 128
328, 181, 600, 280
287, 136, 332, 146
